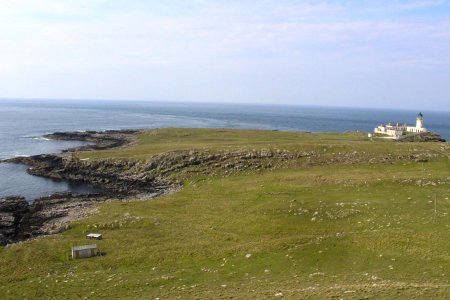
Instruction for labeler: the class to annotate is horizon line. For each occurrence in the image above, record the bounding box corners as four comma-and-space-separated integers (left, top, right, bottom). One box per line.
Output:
0, 97, 448, 113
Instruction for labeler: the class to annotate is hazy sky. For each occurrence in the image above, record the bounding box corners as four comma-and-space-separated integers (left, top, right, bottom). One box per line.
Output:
0, 0, 449, 109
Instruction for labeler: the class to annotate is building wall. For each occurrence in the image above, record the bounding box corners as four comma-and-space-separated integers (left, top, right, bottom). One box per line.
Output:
374, 126, 387, 134
406, 126, 427, 133
72, 248, 97, 259
386, 129, 403, 138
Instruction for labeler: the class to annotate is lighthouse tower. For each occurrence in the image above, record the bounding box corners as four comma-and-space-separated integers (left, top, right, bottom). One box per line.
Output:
416, 112, 424, 129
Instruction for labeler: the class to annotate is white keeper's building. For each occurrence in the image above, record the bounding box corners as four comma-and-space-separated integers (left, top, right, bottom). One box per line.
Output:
374, 112, 427, 139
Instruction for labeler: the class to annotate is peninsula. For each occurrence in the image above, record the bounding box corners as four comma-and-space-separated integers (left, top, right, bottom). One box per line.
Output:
0, 128, 449, 299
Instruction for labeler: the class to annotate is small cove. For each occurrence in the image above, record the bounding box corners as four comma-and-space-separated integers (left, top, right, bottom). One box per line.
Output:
0, 163, 100, 202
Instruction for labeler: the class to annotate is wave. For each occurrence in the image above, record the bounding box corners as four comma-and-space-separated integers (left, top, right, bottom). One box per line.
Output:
32, 137, 51, 141
20, 135, 52, 141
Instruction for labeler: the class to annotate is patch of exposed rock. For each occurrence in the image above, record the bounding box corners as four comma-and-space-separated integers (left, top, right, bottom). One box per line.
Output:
0, 193, 109, 245
397, 132, 446, 142
44, 129, 139, 151
9, 154, 172, 194
0, 197, 29, 246
317, 151, 439, 165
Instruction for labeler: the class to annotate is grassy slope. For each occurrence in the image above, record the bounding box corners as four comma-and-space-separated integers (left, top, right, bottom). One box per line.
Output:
79, 128, 377, 160
1, 128, 449, 299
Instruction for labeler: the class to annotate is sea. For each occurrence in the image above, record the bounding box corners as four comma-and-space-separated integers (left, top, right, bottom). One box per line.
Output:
1, 99, 449, 201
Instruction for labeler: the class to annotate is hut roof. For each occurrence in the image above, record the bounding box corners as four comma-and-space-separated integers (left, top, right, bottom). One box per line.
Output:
86, 233, 102, 238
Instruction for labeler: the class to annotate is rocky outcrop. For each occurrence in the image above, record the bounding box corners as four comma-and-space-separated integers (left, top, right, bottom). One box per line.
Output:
9, 154, 174, 194
44, 129, 138, 151
316, 151, 439, 165
0, 197, 29, 246
8, 149, 314, 195
397, 132, 446, 142
0, 193, 110, 245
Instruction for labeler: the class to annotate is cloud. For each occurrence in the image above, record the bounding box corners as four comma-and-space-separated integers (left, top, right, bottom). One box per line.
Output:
386, 0, 446, 10
0, 0, 449, 105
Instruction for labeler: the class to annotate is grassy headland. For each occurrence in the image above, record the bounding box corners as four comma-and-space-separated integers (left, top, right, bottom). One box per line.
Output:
1, 128, 449, 299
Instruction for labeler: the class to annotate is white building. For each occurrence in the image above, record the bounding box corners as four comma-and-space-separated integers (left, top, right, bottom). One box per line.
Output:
374, 113, 427, 139
72, 244, 99, 259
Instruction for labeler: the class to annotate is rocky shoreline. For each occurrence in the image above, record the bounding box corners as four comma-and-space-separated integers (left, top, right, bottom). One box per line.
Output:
0, 129, 177, 246
0, 193, 108, 246
44, 129, 139, 151
0, 129, 312, 244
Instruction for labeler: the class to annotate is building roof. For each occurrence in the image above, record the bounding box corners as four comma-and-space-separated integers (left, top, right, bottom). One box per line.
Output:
72, 244, 97, 251
86, 233, 102, 238
418, 112, 423, 118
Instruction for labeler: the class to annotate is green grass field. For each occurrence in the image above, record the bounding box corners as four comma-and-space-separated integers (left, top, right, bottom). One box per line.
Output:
79, 128, 385, 160
1, 129, 449, 299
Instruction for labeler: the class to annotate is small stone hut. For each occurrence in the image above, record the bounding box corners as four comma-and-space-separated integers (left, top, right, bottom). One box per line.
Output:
72, 244, 98, 259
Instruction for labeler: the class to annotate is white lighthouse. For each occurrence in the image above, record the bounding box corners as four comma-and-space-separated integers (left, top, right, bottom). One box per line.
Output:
408, 112, 427, 133
373, 112, 427, 138
416, 112, 423, 129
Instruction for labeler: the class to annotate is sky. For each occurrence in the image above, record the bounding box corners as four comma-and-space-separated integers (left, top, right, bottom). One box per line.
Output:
0, 0, 449, 110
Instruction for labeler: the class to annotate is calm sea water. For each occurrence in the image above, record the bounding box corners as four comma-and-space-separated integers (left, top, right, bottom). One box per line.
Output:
1, 100, 449, 200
